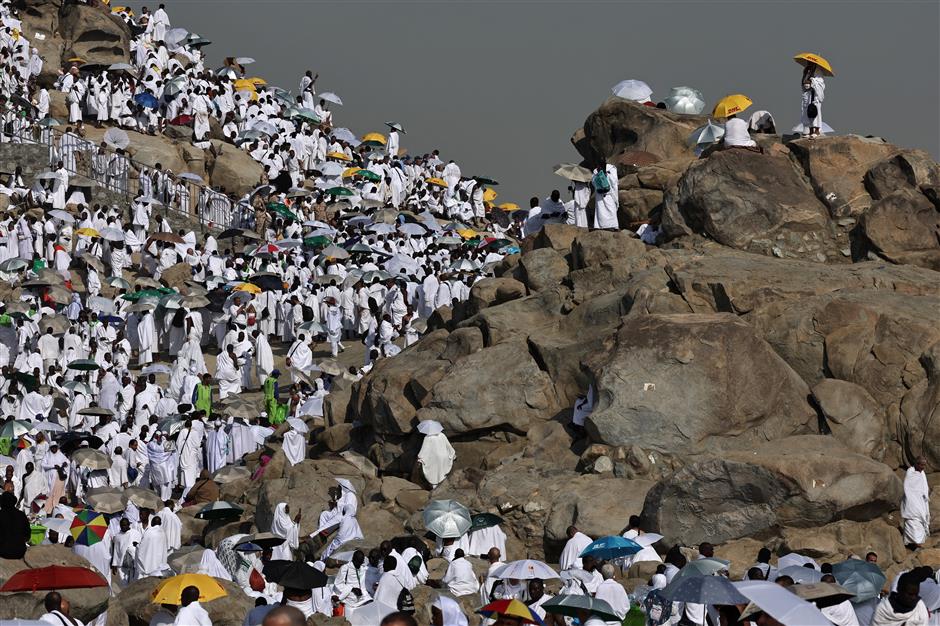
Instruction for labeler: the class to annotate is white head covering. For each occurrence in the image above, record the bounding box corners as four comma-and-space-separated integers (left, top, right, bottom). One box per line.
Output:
651, 574, 667, 590
433, 595, 469, 626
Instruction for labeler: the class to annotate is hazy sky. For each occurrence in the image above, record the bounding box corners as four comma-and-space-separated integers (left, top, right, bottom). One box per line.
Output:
130, 0, 939, 204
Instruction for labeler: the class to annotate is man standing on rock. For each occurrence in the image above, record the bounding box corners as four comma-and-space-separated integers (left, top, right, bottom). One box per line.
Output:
902, 456, 930, 549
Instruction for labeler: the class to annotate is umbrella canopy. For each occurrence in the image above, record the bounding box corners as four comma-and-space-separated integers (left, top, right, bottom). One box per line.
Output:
662, 574, 748, 605
674, 557, 731, 581
417, 420, 444, 435
423, 499, 471, 538
48, 209, 75, 223
322, 244, 350, 259
777, 565, 824, 584
347, 602, 398, 626
85, 487, 126, 514
0, 420, 33, 439
124, 486, 164, 510
319, 91, 343, 105
688, 120, 726, 147
70, 509, 108, 546
263, 560, 328, 589
778, 554, 818, 571
469, 512, 504, 532
735, 580, 831, 626
0, 258, 28, 272
579, 535, 642, 560
790, 582, 855, 609
612, 79, 653, 101
103, 127, 129, 149
242, 532, 286, 550
195, 501, 244, 520
134, 93, 159, 109
553, 163, 593, 183
545, 595, 620, 621
493, 560, 559, 581
794, 52, 835, 76
478, 599, 545, 625
362, 132, 386, 145
385, 121, 406, 133
151, 573, 228, 604
67, 359, 100, 371
665, 86, 707, 114
712, 93, 753, 118
831, 559, 886, 603
71, 448, 112, 470
38, 315, 70, 334
0, 565, 108, 592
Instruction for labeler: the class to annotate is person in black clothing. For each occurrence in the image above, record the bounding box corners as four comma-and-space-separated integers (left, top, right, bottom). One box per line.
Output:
0, 491, 30, 559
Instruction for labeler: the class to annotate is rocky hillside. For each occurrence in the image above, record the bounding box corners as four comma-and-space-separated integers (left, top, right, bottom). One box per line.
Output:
327, 100, 940, 578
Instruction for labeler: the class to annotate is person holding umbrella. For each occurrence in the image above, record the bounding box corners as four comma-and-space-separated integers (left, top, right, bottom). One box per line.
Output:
0, 491, 29, 558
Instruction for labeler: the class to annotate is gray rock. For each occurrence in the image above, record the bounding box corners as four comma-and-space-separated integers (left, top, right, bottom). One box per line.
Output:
812, 379, 887, 460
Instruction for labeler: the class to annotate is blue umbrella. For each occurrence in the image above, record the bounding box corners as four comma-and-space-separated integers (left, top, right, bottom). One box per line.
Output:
832, 560, 886, 603
134, 93, 159, 109
579, 535, 642, 560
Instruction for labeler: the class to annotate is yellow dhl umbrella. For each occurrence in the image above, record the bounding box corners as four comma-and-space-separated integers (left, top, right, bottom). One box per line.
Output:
233, 79, 257, 93
151, 573, 227, 605
483, 188, 498, 202
244, 76, 267, 86
712, 94, 753, 118
75, 227, 99, 237
456, 228, 478, 239
233, 283, 261, 294
361, 132, 386, 145
342, 167, 362, 178
498, 202, 521, 211
326, 151, 351, 162
426, 177, 448, 188
794, 52, 834, 77
111, 6, 134, 15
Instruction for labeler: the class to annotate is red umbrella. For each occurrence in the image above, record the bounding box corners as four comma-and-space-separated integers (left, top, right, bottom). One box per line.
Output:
169, 114, 193, 126
0, 565, 109, 592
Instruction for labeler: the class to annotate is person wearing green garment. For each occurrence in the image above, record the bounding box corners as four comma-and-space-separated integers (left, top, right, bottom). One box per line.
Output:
264, 369, 284, 425
192, 373, 214, 418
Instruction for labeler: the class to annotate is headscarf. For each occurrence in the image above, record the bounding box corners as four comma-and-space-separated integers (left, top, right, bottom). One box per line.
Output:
433, 595, 469, 626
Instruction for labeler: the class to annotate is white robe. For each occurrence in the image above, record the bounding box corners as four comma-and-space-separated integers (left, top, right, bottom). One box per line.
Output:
592, 164, 619, 230
282, 429, 306, 466
595, 578, 630, 625
159, 506, 183, 551
173, 602, 212, 626
269, 502, 299, 561
442, 557, 478, 597
135, 525, 169, 578
559, 531, 593, 571
417, 433, 456, 488
333, 562, 372, 608
902, 466, 930, 545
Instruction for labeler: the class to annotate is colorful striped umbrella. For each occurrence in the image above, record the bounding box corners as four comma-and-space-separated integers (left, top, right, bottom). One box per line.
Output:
70, 509, 108, 546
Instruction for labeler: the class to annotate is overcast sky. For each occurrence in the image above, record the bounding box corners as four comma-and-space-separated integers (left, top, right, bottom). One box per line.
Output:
130, 0, 939, 204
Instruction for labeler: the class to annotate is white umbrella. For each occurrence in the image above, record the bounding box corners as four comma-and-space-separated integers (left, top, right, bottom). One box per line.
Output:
347, 602, 397, 626
735, 581, 831, 626
416, 420, 444, 435
611, 79, 653, 102
103, 127, 129, 150
142, 364, 171, 376
235, 56, 255, 65
778, 554, 818, 571
319, 91, 343, 106
398, 223, 426, 236
665, 86, 706, 114
335, 478, 356, 493
286, 418, 309, 434
321, 244, 349, 259
331, 127, 357, 143
687, 120, 725, 147
99, 227, 125, 242
48, 209, 74, 223
319, 162, 345, 177
86, 296, 115, 314
368, 223, 395, 235
164, 28, 189, 47
494, 560, 560, 580
107, 62, 134, 72
178, 172, 204, 183
777, 566, 823, 584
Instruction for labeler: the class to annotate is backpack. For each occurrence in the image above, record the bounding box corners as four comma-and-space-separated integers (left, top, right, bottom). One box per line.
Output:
643, 589, 673, 626
301, 304, 314, 321
592, 168, 611, 193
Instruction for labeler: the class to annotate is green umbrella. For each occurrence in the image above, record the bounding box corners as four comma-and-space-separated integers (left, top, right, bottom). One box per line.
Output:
268, 202, 298, 221
67, 359, 100, 371
123, 288, 174, 301
293, 109, 320, 124
326, 187, 355, 197
303, 235, 332, 247
469, 512, 504, 532
358, 170, 382, 182
0, 420, 33, 439
15, 372, 38, 392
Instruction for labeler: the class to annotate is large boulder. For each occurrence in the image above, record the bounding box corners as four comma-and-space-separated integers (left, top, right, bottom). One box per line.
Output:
641, 436, 902, 545
19, 0, 64, 87
208, 143, 264, 196
59, 3, 131, 66
0, 545, 109, 622
865, 150, 940, 200
661, 149, 840, 262
812, 378, 887, 461
899, 343, 940, 468
584, 314, 816, 454
787, 135, 899, 218
578, 98, 704, 163
518, 247, 569, 292
116, 576, 252, 626
778, 518, 908, 566
857, 188, 940, 258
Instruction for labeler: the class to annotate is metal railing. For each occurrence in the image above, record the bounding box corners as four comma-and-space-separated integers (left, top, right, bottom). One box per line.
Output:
3, 122, 250, 231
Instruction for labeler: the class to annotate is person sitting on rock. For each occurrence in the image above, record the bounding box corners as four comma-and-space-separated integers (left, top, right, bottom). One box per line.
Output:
721, 115, 759, 150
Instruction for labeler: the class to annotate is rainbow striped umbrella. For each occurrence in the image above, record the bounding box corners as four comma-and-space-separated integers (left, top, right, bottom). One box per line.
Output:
70, 509, 108, 546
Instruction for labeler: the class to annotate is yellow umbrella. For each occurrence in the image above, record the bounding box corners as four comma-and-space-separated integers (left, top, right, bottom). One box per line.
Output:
75, 227, 100, 238
498, 202, 521, 211
483, 188, 498, 202
111, 5, 133, 15
233, 79, 257, 93
426, 177, 448, 188
67, 57, 86, 65
233, 283, 261, 294
794, 52, 835, 77
245, 76, 267, 86
151, 573, 227, 605
342, 167, 362, 179
712, 94, 753, 118
362, 132, 387, 145
456, 228, 478, 239
326, 151, 351, 162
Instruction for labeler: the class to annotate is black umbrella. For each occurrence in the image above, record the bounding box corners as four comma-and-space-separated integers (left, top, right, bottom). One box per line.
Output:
263, 561, 328, 589
248, 273, 284, 292
56, 433, 104, 454
470, 512, 504, 532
